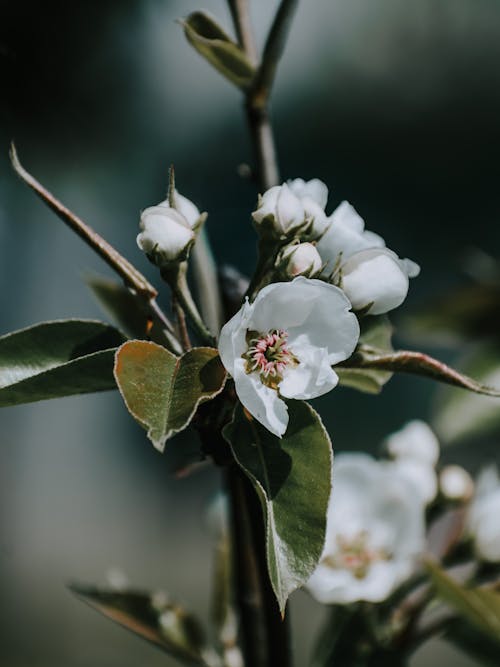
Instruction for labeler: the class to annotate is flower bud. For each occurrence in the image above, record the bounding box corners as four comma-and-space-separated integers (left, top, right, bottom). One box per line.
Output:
385, 420, 440, 465
341, 248, 416, 315
278, 242, 322, 278
158, 190, 203, 229
137, 205, 195, 268
440, 465, 474, 501
252, 184, 306, 239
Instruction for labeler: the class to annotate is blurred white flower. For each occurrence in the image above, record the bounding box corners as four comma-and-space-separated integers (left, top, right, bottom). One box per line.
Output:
440, 465, 474, 501
218, 277, 359, 437
384, 420, 440, 504
385, 420, 440, 465
137, 205, 195, 268
317, 201, 419, 314
306, 453, 426, 604
468, 465, 500, 562
279, 242, 323, 278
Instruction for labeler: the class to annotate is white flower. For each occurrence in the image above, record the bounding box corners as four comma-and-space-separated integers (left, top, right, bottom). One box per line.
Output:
288, 177, 330, 237
218, 277, 360, 437
384, 420, 440, 504
317, 201, 419, 314
468, 465, 500, 562
385, 420, 440, 465
440, 465, 474, 501
252, 184, 306, 239
306, 453, 426, 604
279, 242, 323, 278
137, 205, 195, 268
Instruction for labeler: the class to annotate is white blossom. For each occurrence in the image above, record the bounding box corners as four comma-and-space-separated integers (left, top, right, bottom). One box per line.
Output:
137, 205, 195, 268
218, 277, 360, 437
252, 184, 306, 239
384, 420, 440, 504
385, 420, 440, 465
279, 242, 323, 278
306, 453, 426, 604
317, 201, 419, 314
440, 465, 474, 501
158, 190, 203, 228
287, 177, 330, 237
468, 465, 500, 562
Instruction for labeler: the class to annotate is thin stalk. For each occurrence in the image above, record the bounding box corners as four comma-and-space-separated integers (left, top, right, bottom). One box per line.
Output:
225, 466, 291, 667
163, 263, 216, 346
228, 0, 257, 65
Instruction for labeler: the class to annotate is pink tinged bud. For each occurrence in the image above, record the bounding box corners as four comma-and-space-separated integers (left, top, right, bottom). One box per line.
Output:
281, 242, 323, 278
440, 465, 474, 501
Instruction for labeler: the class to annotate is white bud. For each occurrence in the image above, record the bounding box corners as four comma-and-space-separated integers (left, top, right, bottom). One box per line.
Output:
252, 184, 306, 239
287, 178, 329, 209
137, 205, 195, 268
440, 465, 474, 501
392, 458, 438, 505
341, 248, 412, 315
158, 190, 202, 228
280, 242, 322, 278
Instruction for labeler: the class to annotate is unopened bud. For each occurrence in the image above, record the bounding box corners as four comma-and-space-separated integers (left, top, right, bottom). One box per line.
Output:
159, 190, 204, 230
279, 242, 322, 278
137, 206, 195, 268
252, 184, 306, 240
440, 465, 474, 501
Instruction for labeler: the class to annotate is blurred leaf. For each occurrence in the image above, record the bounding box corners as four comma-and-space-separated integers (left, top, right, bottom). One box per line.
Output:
426, 561, 500, 642
86, 274, 179, 349
114, 341, 226, 452
339, 347, 500, 398
0, 319, 125, 407
337, 315, 394, 394
183, 12, 255, 90
446, 617, 500, 667
405, 283, 500, 346
433, 343, 500, 444
223, 401, 333, 613
70, 585, 211, 666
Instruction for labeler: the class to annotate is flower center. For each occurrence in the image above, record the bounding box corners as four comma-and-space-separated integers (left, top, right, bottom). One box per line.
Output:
243, 329, 298, 390
322, 531, 390, 580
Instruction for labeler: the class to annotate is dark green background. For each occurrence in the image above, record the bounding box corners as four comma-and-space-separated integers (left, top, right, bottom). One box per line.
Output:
1, 1, 499, 665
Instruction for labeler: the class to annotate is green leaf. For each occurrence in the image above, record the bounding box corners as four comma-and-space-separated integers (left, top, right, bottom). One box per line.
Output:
183, 12, 255, 90
426, 561, 500, 643
223, 401, 333, 613
433, 344, 500, 443
339, 346, 500, 398
0, 319, 126, 407
114, 341, 226, 451
336, 316, 394, 394
69, 584, 210, 666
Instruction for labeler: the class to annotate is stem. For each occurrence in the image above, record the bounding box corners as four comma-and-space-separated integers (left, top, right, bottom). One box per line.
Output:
163, 263, 216, 346
9, 142, 157, 300
225, 466, 291, 667
245, 103, 279, 191
228, 0, 257, 65
191, 227, 224, 335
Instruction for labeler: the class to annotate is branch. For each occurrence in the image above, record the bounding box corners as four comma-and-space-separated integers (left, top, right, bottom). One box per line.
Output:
250, 0, 299, 110
228, 0, 257, 65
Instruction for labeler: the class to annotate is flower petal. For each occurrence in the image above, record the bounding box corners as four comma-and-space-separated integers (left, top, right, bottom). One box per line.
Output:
279, 344, 339, 400
288, 177, 329, 209
218, 300, 252, 375
249, 278, 360, 365
233, 359, 289, 437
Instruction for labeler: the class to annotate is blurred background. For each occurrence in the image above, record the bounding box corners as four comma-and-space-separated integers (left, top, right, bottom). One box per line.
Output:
1, 1, 500, 664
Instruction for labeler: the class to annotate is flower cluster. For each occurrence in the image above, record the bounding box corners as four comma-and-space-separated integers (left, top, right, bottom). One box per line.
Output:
218, 177, 419, 435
